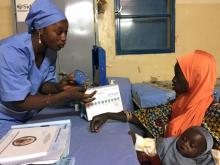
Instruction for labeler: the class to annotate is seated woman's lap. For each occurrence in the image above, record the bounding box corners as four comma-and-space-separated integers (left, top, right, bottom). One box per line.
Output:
202, 103, 220, 150
134, 102, 220, 150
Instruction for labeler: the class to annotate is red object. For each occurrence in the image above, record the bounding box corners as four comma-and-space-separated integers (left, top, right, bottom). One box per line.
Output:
137, 151, 161, 165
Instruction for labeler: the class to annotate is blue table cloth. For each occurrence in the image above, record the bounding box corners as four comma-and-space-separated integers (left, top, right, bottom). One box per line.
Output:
29, 107, 140, 165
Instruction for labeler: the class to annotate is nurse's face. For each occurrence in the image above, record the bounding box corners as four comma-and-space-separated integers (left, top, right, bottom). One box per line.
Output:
41, 19, 69, 51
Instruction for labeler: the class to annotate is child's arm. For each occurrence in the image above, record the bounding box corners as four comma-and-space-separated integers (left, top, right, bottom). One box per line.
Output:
134, 133, 157, 157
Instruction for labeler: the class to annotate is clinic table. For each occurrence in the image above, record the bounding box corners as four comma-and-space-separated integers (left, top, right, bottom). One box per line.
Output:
30, 107, 140, 165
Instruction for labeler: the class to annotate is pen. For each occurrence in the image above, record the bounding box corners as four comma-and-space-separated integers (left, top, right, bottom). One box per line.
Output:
40, 125, 50, 127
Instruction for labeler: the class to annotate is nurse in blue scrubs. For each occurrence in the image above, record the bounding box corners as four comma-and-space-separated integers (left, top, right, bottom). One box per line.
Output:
0, 0, 95, 137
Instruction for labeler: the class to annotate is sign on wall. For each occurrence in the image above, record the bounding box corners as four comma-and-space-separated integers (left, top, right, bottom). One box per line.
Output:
15, 0, 34, 22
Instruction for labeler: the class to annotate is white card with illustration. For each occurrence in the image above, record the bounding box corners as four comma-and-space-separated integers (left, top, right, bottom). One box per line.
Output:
84, 84, 123, 121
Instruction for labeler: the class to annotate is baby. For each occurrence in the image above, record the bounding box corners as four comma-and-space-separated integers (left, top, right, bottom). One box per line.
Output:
133, 126, 215, 165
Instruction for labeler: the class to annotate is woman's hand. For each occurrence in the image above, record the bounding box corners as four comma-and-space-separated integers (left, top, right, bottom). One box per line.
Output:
64, 85, 96, 103
90, 113, 108, 133
58, 73, 76, 91
82, 89, 96, 103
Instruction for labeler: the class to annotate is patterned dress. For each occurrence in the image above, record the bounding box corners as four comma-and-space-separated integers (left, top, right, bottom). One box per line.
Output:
134, 102, 220, 150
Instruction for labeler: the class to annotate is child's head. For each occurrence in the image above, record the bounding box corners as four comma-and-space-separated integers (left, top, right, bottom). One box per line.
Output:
176, 126, 213, 158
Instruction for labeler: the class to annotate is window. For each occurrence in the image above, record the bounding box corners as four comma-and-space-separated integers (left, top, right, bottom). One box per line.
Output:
115, 0, 175, 55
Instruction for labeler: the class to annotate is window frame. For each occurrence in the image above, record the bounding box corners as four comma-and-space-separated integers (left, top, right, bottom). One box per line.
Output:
115, 0, 176, 55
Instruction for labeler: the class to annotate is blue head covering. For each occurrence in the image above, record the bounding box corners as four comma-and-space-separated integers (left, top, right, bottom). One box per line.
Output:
25, 0, 67, 32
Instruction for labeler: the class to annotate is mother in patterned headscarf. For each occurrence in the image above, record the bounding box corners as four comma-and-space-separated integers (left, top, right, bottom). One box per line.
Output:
0, 0, 95, 138
90, 50, 220, 164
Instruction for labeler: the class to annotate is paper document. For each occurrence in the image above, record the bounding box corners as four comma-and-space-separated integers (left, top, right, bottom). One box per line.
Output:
0, 120, 71, 165
30, 123, 71, 164
84, 84, 123, 120
0, 126, 58, 164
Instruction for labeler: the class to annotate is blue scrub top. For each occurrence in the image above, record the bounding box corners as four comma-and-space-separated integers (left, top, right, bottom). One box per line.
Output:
0, 32, 58, 122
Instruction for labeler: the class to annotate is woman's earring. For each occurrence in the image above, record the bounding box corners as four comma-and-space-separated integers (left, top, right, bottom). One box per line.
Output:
38, 32, 42, 44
